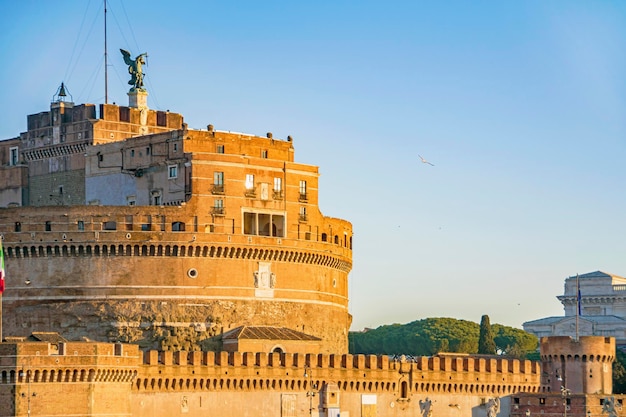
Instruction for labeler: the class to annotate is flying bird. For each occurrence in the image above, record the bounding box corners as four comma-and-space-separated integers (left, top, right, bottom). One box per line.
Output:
418, 154, 434, 166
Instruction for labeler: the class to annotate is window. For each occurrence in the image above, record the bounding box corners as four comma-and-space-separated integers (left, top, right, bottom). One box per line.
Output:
9, 146, 18, 166
213, 172, 224, 194
245, 174, 255, 189
103, 221, 117, 231
217, 144, 224, 154
45, 221, 52, 231
146, 147, 151, 156
173, 143, 178, 152
261, 149, 268, 158
14, 222, 21, 232
77, 221, 84, 231
299, 180, 307, 201
142, 215, 152, 231
273, 177, 283, 199
98, 153, 103, 162
245, 174, 256, 196
125, 215, 133, 231
168, 165, 178, 179
172, 221, 186, 231
299, 206, 307, 222
215, 172, 224, 185
243, 211, 285, 237
131, 149, 135, 157
212, 199, 224, 215
152, 190, 162, 206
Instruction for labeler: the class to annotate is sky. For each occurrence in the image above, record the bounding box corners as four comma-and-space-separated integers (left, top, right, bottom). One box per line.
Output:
1, 1, 626, 332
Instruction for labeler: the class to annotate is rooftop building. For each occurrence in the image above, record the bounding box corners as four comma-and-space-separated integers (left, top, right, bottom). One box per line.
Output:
523, 271, 626, 346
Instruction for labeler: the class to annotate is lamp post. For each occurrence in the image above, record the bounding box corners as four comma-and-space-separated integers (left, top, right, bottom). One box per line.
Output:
561, 385, 571, 417
304, 365, 318, 417
19, 368, 36, 417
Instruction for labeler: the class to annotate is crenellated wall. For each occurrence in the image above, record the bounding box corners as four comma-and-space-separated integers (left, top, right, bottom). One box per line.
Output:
130, 350, 541, 416
134, 350, 541, 394
0, 342, 545, 417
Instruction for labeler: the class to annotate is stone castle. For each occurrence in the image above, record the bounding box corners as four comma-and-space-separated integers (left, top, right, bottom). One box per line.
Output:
0, 81, 623, 416
0, 86, 352, 354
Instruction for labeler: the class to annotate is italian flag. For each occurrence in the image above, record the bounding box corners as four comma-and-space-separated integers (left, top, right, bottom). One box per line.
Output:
0, 240, 4, 294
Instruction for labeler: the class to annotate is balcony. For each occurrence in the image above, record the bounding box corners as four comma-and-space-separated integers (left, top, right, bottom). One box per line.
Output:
299, 214, 308, 222
211, 184, 225, 195
273, 190, 283, 200
298, 192, 308, 202
211, 207, 225, 216
244, 189, 256, 198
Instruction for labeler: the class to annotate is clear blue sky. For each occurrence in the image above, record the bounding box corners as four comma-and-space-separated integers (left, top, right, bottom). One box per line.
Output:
2, 1, 626, 331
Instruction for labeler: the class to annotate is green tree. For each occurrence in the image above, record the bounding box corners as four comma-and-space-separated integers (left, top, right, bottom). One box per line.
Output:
613, 350, 626, 394
349, 318, 479, 356
348, 317, 538, 358
478, 315, 496, 354
492, 324, 538, 355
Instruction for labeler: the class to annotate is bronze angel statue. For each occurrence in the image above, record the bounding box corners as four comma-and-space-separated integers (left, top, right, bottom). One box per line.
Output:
120, 49, 148, 90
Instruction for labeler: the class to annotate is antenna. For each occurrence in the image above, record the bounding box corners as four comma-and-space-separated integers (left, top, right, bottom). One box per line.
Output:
104, 0, 108, 104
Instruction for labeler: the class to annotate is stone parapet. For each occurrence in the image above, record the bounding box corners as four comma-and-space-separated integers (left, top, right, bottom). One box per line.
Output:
134, 351, 541, 395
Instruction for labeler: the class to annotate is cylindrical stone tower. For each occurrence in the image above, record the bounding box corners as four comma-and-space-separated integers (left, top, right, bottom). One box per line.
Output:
540, 335, 615, 395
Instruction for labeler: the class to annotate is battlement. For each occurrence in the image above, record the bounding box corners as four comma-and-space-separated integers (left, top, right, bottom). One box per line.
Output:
0, 342, 545, 416
184, 128, 295, 162
0, 342, 140, 386
540, 336, 615, 361
134, 350, 541, 396
141, 350, 539, 374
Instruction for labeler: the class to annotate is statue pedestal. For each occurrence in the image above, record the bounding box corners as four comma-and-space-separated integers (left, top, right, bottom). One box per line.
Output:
128, 89, 148, 109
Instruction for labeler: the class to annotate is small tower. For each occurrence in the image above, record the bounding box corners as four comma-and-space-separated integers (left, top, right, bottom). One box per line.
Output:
541, 336, 615, 395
